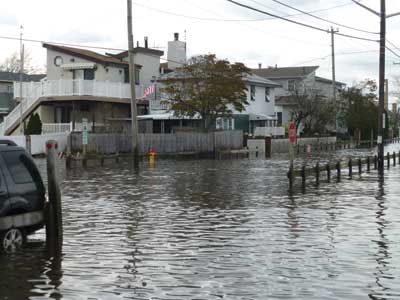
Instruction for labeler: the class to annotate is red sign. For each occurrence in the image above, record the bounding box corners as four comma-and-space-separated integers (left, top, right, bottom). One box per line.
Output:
289, 122, 296, 144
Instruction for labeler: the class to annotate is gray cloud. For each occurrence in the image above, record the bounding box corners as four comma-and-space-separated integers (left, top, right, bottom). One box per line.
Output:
51, 29, 111, 44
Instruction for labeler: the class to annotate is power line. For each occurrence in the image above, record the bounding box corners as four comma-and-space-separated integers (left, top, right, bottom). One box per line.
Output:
262, 0, 379, 34
226, 0, 379, 43
385, 46, 400, 59
132, 1, 354, 23
386, 39, 400, 53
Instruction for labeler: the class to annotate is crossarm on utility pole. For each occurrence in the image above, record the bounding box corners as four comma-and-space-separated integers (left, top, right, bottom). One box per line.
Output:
351, 0, 380, 16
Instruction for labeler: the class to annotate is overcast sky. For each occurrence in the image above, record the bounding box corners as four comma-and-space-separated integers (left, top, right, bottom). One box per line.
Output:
1, 0, 400, 101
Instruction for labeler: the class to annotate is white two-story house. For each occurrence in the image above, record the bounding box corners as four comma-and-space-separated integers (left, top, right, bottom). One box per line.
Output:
0, 40, 163, 135
252, 65, 345, 129
138, 71, 282, 135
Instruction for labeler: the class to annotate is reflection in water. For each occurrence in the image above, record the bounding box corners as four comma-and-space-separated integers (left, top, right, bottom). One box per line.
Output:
0, 241, 63, 300
1, 143, 400, 300
369, 177, 391, 300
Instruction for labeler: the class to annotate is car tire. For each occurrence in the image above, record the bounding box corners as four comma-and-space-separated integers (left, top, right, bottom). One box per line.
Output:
0, 228, 26, 253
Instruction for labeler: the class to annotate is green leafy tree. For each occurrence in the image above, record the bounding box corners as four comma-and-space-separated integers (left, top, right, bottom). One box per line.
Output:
25, 113, 42, 135
161, 54, 250, 131
340, 79, 378, 141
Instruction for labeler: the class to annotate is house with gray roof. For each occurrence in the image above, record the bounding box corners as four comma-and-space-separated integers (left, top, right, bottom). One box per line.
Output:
0, 40, 163, 135
0, 72, 45, 122
252, 65, 345, 131
139, 71, 282, 134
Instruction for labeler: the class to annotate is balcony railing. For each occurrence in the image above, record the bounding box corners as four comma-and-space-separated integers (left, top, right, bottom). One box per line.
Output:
14, 79, 149, 101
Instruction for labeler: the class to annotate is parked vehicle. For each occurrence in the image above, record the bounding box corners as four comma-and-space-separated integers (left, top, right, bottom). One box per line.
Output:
0, 140, 46, 253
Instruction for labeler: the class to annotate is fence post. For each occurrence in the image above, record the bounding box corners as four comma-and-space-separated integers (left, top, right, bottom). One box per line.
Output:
45, 140, 63, 252
301, 165, 306, 190
358, 158, 362, 175
336, 161, 341, 182
315, 162, 320, 186
387, 152, 390, 169
326, 164, 331, 182
348, 158, 352, 178
367, 156, 370, 172
374, 155, 378, 170
287, 165, 294, 191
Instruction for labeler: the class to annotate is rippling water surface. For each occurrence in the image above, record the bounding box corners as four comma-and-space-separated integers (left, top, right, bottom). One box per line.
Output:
1, 145, 400, 299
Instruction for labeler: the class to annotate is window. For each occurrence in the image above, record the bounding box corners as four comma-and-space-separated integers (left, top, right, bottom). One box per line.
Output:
250, 85, 256, 101
265, 87, 271, 102
3, 151, 35, 184
124, 69, 140, 84
124, 69, 129, 83
216, 118, 234, 130
135, 69, 140, 85
84, 69, 95, 80
288, 80, 295, 91
277, 112, 283, 126
54, 56, 63, 66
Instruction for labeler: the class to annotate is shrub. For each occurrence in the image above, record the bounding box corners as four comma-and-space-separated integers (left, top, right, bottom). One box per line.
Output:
25, 113, 42, 135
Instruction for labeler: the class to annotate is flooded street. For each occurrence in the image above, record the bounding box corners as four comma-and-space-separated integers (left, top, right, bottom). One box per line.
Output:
1, 145, 400, 299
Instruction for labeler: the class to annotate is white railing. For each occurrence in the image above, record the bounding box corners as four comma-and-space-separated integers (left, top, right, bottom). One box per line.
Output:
254, 126, 285, 136
149, 99, 170, 112
0, 79, 149, 135
14, 79, 147, 100
42, 123, 73, 134
41, 122, 107, 134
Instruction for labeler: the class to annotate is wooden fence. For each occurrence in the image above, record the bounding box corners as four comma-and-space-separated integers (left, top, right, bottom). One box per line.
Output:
69, 131, 243, 155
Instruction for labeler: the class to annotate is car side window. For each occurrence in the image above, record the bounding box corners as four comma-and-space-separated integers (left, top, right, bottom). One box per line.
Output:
2, 151, 35, 184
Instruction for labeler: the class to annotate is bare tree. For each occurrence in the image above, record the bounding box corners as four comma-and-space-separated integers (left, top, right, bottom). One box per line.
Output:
289, 89, 335, 136
0, 51, 41, 74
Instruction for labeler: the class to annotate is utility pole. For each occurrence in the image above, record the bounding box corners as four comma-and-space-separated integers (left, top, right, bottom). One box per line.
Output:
19, 26, 24, 135
378, 0, 386, 175
329, 27, 339, 132
127, 0, 140, 168
351, 0, 400, 176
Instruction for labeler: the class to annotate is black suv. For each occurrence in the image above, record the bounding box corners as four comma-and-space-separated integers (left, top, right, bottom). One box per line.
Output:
0, 140, 46, 253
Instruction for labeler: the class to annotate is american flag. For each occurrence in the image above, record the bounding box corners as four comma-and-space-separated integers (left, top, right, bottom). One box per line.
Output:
138, 85, 155, 99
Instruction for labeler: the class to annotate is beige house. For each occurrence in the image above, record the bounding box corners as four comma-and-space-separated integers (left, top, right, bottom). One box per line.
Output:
0, 41, 163, 135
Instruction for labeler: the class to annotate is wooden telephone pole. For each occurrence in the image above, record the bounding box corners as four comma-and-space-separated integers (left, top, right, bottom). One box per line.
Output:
127, 0, 140, 168
352, 0, 400, 176
329, 27, 339, 132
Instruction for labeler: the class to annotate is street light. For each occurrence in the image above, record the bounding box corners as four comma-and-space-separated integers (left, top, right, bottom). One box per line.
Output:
351, 0, 400, 176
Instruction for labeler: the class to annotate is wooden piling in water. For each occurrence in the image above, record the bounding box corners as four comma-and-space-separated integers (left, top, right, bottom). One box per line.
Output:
374, 155, 378, 170
336, 161, 341, 182
348, 158, 353, 178
326, 164, 331, 182
387, 152, 390, 169
287, 165, 294, 190
393, 152, 396, 166
315, 162, 320, 186
45, 140, 63, 251
367, 156, 370, 172
358, 158, 362, 175
301, 165, 306, 189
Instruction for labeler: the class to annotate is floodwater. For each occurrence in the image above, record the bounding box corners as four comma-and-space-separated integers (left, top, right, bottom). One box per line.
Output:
1, 144, 400, 300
